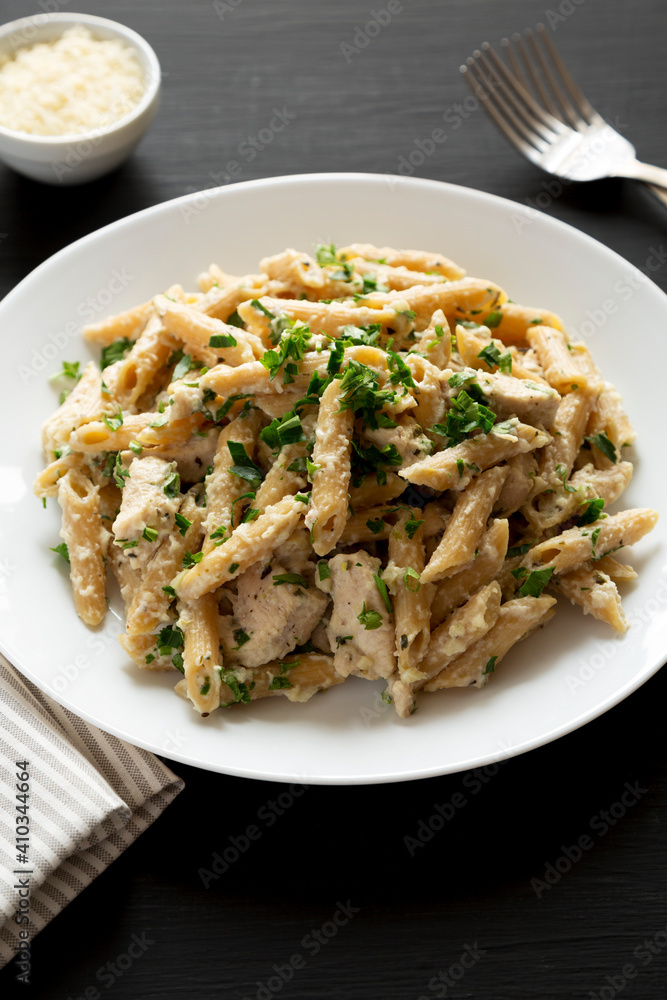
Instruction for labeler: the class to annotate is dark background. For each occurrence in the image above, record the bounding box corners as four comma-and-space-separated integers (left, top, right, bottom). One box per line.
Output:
1, 0, 666, 997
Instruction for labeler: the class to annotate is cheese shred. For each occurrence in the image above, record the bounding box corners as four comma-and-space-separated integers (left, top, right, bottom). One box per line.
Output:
0, 26, 145, 136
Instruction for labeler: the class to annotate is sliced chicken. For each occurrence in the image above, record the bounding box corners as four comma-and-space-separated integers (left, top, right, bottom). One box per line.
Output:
363, 416, 432, 470
112, 456, 181, 570
440, 367, 560, 428
317, 550, 396, 680
227, 560, 328, 668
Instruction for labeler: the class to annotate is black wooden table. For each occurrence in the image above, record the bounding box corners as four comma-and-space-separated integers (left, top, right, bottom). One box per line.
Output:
1, 1, 666, 997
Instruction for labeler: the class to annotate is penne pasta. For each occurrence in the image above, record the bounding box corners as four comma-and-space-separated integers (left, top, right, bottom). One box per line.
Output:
202, 409, 263, 553
421, 466, 508, 583
307, 379, 354, 556
179, 592, 223, 715
175, 495, 304, 599
388, 508, 433, 684
401, 420, 551, 492
425, 595, 557, 691
36, 239, 658, 720
56, 469, 107, 626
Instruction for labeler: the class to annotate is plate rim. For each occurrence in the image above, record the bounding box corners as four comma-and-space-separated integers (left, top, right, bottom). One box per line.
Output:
2, 171, 665, 784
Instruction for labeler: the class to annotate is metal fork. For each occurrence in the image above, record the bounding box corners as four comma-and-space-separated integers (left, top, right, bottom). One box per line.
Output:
461, 25, 667, 207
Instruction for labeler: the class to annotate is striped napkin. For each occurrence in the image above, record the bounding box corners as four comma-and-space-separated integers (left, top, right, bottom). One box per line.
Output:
0, 654, 184, 973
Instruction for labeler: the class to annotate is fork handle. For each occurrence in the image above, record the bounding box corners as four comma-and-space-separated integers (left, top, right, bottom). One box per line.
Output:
646, 184, 667, 211
613, 159, 667, 191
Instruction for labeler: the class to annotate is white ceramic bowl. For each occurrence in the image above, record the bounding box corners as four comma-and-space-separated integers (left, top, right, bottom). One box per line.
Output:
0, 12, 160, 185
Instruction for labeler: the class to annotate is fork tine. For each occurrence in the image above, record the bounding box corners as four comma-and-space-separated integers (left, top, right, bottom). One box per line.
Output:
535, 24, 605, 126
512, 31, 561, 119
466, 56, 548, 150
475, 46, 557, 145
481, 42, 567, 139
461, 59, 545, 164
503, 35, 531, 93
525, 28, 582, 129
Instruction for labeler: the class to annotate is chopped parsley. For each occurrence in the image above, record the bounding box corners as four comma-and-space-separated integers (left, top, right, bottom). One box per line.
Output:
555, 463, 577, 493
477, 343, 512, 374
373, 573, 392, 614
447, 371, 478, 389
404, 567, 421, 592
116, 539, 138, 550
350, 440, 401, 489
440, 388, 496, 445
172, 353, 193, 381
404, 515, 424, 540
50, 360, 81, 382
129, 440, 143, 455
232, 629, 250, 650
231, 491, 256, 526
259, 320, 311, 383
315, 242, 354, 281
507, 542, 532, 558
577, 497, 606, 527
587, 432, 618, 464
327, 339, 345, 375
142, 526, 158, 542
259, 409, 305, 450
200, 678, 211, 696
226, 309, 244, 328
100, 337, 132, 370
269, 675, 293, 690
339, 323, 382, 347
361, 272, 387, 294
273, 573, 309, 589
210, 524, 228, 545
518, 566, 555, 597
221, 669, 251, 704
483, 655, 498, 674
163, 466, 180, 498
102, 407, 123, 432
209, 332, 237, 348
318, 561, 330, 581
366, 517, 385, 535
357, 603, 383, 630
214, 393, 252, 423
228, 562, 240, 574
287, 456, 308, 473
590, 525, 602, 555
337, 360, 397, 430
227, 441, 263, 487
174, 512, 192, 536
49, 542, 70, 563
483, 310, 503, 329
387, 350, 416, 389
156, 624, 184, 659
182, 550, 204, 568
251, 298, 274, 318
113, 453, 130, 489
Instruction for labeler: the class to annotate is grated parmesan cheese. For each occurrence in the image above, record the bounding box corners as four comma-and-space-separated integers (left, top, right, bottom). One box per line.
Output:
0, 25, 145, 136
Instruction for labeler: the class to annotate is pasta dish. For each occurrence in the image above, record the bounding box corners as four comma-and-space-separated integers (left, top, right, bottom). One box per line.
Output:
34, 242, 658, 718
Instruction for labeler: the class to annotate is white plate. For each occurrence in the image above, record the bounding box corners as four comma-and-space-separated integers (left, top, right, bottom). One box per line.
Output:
1, 173, 665, 784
